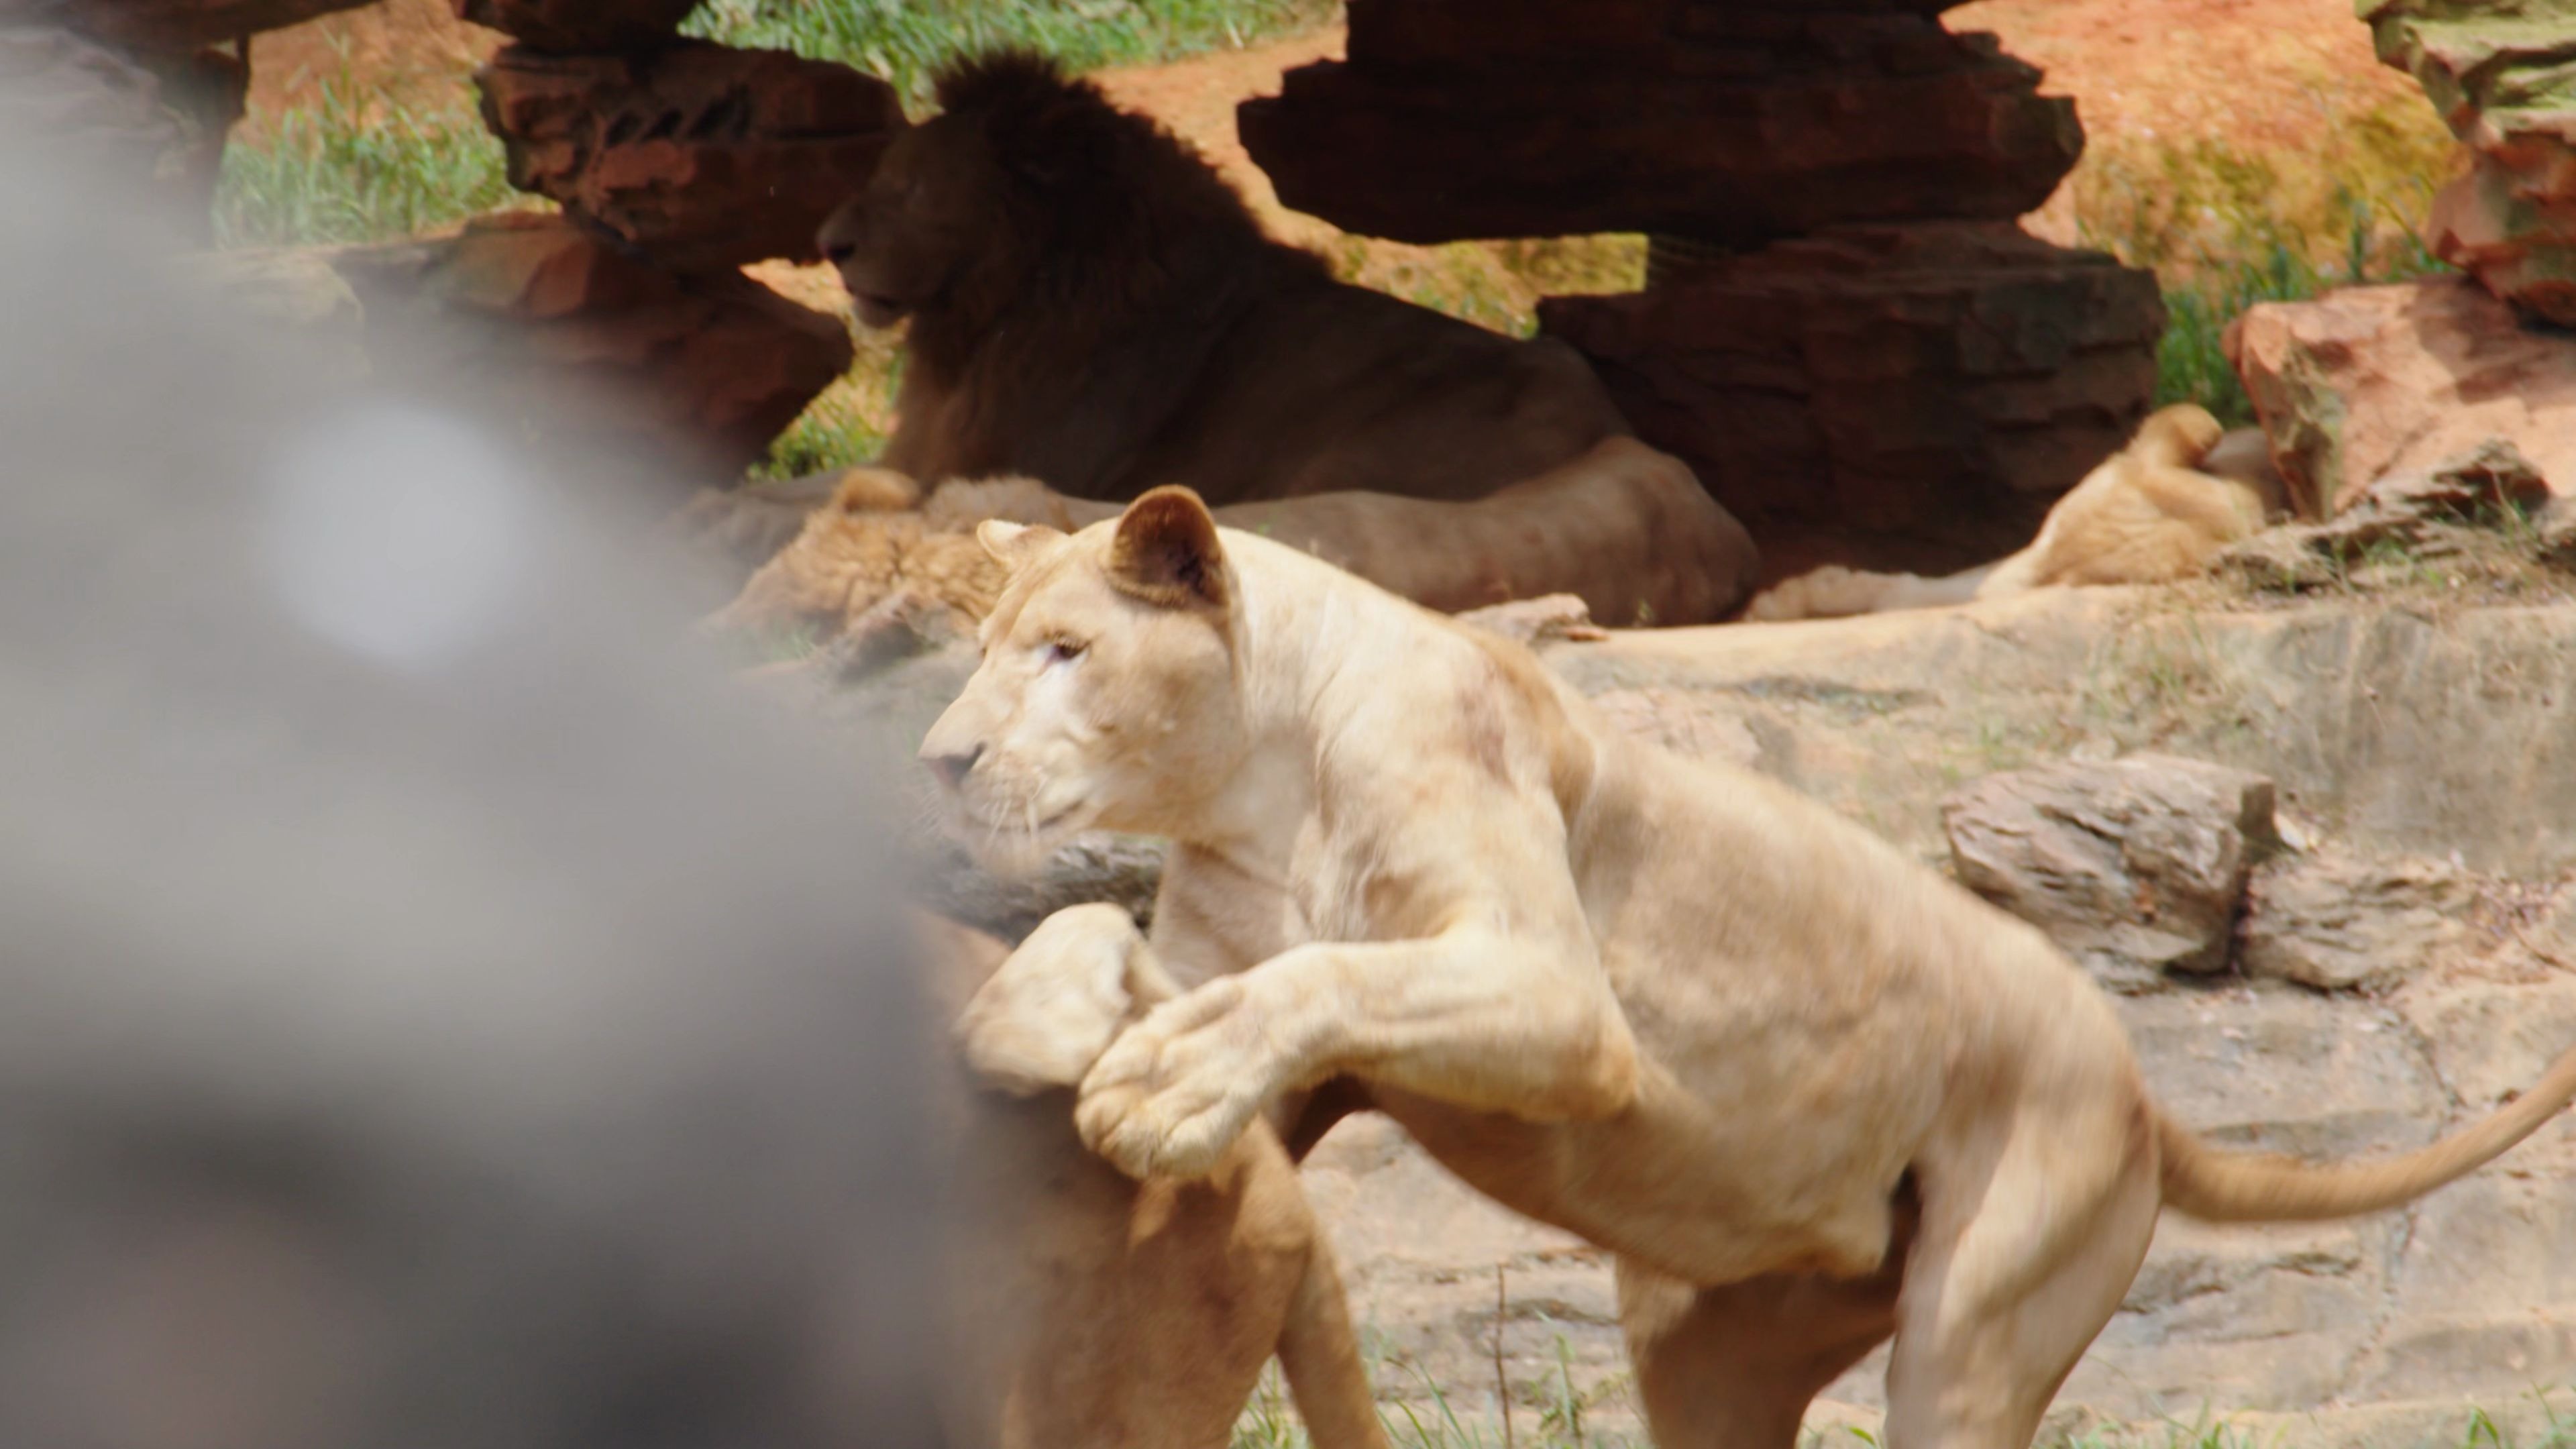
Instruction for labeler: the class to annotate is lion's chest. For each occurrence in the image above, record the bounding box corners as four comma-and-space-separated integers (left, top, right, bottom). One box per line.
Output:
1286, 828, 1429, 945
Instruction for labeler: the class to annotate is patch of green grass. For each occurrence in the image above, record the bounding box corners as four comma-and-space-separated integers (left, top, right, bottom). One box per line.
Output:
682, 0, 1340, 110
2068, 97, 2457, 429
2147, 211, 2445, 429
215, 78, 520, 248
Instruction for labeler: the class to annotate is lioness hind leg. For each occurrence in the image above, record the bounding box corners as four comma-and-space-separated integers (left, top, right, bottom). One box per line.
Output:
1880, 1107, 2160, 1449
1615, 1224, 1903, 1448
1275, 1238, 1392, 1449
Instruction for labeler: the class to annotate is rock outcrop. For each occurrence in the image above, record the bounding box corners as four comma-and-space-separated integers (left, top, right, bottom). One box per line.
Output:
0, 18, 250, 239
476, 40, 905, 272
2242, 852, 2475, 991
1237, 0, 2080, 247
1941, 754, 2279, 992
317, 212, 853, 485
2365, 0, 2576, 325
1235, 0, 2158, 574
2227, 277, 2576, 515
1543, 223, 2164, 568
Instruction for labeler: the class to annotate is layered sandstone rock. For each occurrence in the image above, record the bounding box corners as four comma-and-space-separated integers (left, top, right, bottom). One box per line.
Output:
1238, 0, 2081, 246
454, 0, 695, 53
2365, 0, 2576, 324
1941, 753, 2281, 992
2226, 276, 2576, 515
476, 39, 904, 271
321, 212, 853, 485
1236, 0, 2154, 570
1542, 223, 2164, 568
46, 0, 371, 55
0, 17, 250, 239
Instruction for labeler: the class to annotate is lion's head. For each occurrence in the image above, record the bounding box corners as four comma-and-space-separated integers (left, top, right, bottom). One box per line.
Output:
816, 49, 1273, 350
918, 486, 1248, 871
2129, 402, 2226, 470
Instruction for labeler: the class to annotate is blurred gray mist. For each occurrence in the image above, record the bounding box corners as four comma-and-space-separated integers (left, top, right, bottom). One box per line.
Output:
0, 101, 945, 1449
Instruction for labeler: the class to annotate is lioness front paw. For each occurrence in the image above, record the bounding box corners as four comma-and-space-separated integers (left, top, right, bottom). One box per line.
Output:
956, 903, 1143, 1095
1074, 975, 1292, 1180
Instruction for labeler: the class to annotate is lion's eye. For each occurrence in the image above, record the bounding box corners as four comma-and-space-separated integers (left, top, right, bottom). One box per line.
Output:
1043, 639, 1085, 665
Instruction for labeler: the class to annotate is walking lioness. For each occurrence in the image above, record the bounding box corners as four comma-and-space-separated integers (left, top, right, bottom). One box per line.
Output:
918, 488, 2576, 1449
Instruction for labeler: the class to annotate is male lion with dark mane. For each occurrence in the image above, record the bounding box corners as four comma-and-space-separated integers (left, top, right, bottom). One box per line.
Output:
810, 48, 1758, 627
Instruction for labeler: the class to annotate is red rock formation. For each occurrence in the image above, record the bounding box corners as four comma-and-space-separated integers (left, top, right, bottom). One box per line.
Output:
327, 212, 855, 486
2226, 276, 2576, 516
475, 40, 904, 272
2365, 0, 2576, 325
1542, 223, 2163, 570
54, 0, 373, 54
1239, 0, 2082, 246
453, 0, 696, 54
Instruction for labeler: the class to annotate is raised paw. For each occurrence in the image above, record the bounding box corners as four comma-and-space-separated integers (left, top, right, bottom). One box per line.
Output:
1074, 975, 1295, 1180
955, 903, 1144, 1095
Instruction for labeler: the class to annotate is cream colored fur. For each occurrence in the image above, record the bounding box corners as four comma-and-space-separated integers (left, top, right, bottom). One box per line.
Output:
1745, 405, 2288, 622
705, 437, 1727, 655
916, 907, 1387, 1449
920, 489, 2576, 1449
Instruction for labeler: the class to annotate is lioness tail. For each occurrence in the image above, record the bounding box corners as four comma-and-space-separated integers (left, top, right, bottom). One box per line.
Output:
2157, 1039, 2576, 1222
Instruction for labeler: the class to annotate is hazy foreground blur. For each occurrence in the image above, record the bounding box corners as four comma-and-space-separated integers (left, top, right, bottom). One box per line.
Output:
0, 107, 944, 1449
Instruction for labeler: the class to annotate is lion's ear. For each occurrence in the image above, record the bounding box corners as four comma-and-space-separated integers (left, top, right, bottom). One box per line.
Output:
976, 519, 1064, 569
1108, 486, 1227, 610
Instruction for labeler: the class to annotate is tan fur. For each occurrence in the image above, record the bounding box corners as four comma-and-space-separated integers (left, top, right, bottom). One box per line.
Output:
709, 467, 1011, 647
812, 49, 1756, 627
710, 436, 1739, 655
922, 492, 2576, 1449
1745, 407, 2288, 622
916, 907, 1388, 1449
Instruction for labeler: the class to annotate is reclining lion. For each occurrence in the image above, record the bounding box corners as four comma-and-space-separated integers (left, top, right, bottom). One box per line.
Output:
914, 487, 2576, 1449
806, 48, 1757, 630
918, 906, 1387, 1449
1745, 404, 2288, 621
708, 443, 1737, 661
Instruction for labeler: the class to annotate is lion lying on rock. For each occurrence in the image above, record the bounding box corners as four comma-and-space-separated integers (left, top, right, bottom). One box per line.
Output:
708, 439, 1735, 659
918, 906, 1387, 1449
807, 48, 1757, 629
919, 487, 2576, 1449
1745, 404, 2288, 621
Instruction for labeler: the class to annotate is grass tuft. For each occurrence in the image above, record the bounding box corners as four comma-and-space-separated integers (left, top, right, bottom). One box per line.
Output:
2065, 95, 2459, 427
215, 78, 521, 248
682, 0, 1340, 111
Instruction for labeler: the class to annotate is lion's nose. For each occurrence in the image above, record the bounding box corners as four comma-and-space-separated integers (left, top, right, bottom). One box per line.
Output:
922, 742, 983, 791
822, 238, 855, 266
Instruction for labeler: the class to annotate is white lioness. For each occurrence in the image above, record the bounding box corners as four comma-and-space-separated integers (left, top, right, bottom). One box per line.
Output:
923, 906, 1388, 1449
918, 487, 2576, 1448
1744, 404, 2287, 621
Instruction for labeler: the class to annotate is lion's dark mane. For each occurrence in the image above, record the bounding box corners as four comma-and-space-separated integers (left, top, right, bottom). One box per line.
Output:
903, 48, 1324, 388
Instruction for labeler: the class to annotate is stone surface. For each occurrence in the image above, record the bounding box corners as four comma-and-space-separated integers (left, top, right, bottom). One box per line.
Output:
2241, 852, 2475, 991
451, 0, 697, 53
1941, 754, 2279, 991
2227, 277, 2576, 517
2214, 438, 2563, 591
1541, 589, 2576, 878
1238, 0, 2080, 246
323, 211, 853, 486
53, 0, 374, 54
2365, 0, 2576, 324
476, 40, 904, 272
0, 23, 234, 233
2544, 496, 2576, 572
1544, 223, 2163, 572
